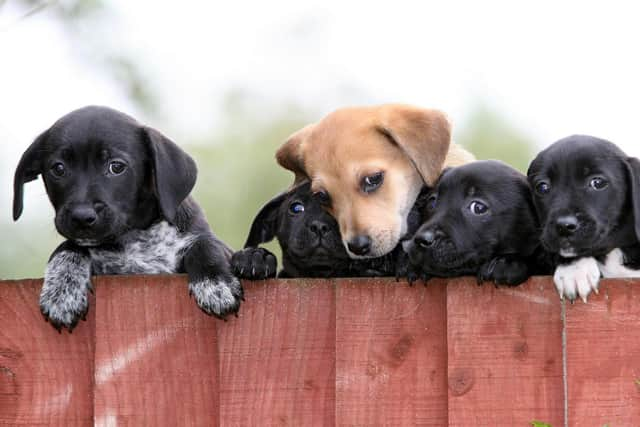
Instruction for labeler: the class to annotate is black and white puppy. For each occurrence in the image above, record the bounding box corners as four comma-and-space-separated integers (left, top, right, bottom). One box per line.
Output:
231, 182, 408, 278
403, 160, 548, 285
527, 135, 640, 302
13, 106, 243, 331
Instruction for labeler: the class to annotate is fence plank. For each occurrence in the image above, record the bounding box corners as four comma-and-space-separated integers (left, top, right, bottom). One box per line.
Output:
0, 279, 94, 426
446, 277, 564, 427
335, 278, 448, 426
565, 278, 640, 426
217, 279, 336, 426
93, 275, 219, 427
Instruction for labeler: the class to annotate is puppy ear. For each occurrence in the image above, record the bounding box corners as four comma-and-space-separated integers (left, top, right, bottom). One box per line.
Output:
276, 124, 313, 186
377, 105, 453, 186
243, 192, 288, 247
142, 126, 197, 223
625, 157, 640, 240
13, 130, 49, 220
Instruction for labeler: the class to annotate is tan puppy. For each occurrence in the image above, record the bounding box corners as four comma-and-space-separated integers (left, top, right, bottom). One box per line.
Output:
276, 104, 474, 259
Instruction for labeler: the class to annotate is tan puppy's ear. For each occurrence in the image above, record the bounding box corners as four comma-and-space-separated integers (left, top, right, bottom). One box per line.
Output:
276, 123, 314, 185
377, 105, 452, 186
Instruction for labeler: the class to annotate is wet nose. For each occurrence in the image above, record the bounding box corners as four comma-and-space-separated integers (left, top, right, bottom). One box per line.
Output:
70, 205, 98, 228
309, 220, 330, 236
347, 235, 371, 256
414, 229, 439, 248
555, 215, 579, 236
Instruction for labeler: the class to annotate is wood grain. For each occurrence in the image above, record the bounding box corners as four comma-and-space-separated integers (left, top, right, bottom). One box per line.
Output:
565, 278, 640, 426
446, 277, 564, 427
93, 275, 219, 427
217, 279, 336, 426
335, 278, 448, 426
0, 279, 94, 426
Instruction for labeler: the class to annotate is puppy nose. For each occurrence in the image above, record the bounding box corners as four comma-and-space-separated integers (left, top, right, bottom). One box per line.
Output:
70, 206, 98, 227
309, 220, 330, 236
415, 230, 439, 248
556, 215, 579, 236
347, 235, 371, 256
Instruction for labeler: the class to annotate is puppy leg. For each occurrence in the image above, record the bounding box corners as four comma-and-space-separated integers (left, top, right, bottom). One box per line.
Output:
184, 234, 244, 319
41, 241, 93, 332
598, 247, 640, 277
395, 250, 431, 285
553, 257, 601, 303
477, 256, 530, 287
231, 247, 277, 280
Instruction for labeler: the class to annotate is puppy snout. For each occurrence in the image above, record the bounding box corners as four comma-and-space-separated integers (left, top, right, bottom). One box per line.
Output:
414, 229, 442, 249
70, 205, 98, 228
309, 220, 330, 236
347, 235, 371, 256
555, 215, 580, 237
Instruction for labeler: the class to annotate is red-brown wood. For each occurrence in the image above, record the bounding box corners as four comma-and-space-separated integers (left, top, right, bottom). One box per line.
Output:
335, 278, 448, 426
93, 275, 219, 427
446, 277, 564, 427
0, 279, 94, 426
565, 278, 640, 426
217, 279, 336, 426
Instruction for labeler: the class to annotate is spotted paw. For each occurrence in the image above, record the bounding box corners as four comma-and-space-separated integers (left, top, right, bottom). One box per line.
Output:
189, 275, 244, 318
553, 257, 601, 303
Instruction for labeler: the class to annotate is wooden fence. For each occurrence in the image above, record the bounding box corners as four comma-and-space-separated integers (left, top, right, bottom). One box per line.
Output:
0, 276, 638, 426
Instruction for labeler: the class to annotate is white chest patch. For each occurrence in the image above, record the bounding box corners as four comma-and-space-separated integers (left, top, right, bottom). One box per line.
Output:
598, 248, 640, 278
89, 221, 196, 275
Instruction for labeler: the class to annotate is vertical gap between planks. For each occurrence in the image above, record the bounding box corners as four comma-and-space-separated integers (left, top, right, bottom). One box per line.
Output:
333, 279, 338, 427
561, 299, 568, 427
444, 279, 450, 425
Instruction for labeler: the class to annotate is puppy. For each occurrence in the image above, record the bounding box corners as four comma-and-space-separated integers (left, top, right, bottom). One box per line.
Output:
276, 104, 475, 260
231, 182, 408, 278
527, 135, 640, 302
403, 160, 548, 285
13, 106, 243, 331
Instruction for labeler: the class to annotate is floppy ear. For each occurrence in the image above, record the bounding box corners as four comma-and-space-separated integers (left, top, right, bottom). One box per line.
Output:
376, 105, 453, 186
13, 130, 49, 220
625, 157, 640, 241
142, 126, 197, 223
243, 192, 288, 247
276, 124, 314, 186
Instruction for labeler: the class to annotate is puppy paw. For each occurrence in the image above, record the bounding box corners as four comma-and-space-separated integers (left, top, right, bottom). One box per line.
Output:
598, 248, 640, 278
189, 274, 244, 319
231, 247, 277, 280
40, 250, 93, 332
478, 256, 529, 287
553, 257, 601, 303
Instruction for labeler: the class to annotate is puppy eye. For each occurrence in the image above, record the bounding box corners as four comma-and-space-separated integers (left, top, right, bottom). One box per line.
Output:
469, 200, 489, 215
289, 202, 305, 214
589, 177, 608, 190
313, 190, 331, 206
50, 162, 66, 177
535, 181, 550, 195
361, 172, 384, 193
427, 195, 437, 210
108, 160, 127, 175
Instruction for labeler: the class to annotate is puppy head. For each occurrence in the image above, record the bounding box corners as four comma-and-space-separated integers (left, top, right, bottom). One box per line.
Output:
276, 104, 470, 259
13, 106, 196, 246
527, 135, 638, 258
244, 182, 350, 271
406, 160, 538, 275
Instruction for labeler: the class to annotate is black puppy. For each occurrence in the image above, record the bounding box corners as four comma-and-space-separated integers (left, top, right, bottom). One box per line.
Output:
231, 182, 409, 278
13, 106, 243, 331
403, 160, 547, 286
527, 135, 640, 302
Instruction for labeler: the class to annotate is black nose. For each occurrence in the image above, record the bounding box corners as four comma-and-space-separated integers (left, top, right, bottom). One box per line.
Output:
309, 220, 330, 236
70, 206, 98, 228
556, 215, 579, 236
414, 229, 439, 248
347, 235, 371, 256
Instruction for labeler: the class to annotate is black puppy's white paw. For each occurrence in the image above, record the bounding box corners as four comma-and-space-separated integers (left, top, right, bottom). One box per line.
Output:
553, 257, 601, 303
189, 275, 243, 318
598, 248, 640, 278
478, 256, 529, 287
40, 251, 92, 332
231, 247, 277, 280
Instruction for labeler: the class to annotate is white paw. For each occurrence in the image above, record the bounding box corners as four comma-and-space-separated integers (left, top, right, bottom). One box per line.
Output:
189, 275, 243, 318
598, 248, 640, 278
553, 257, 601, 303
41, 251, 93, 332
